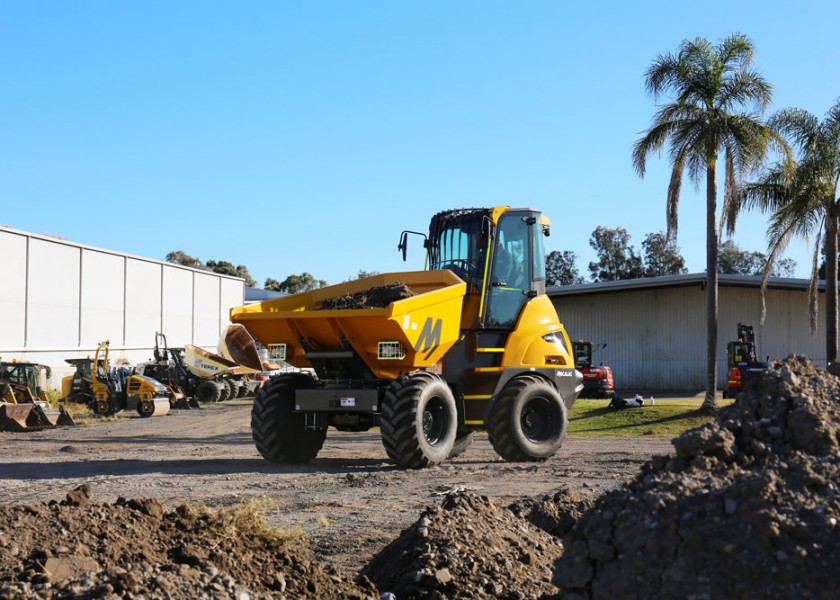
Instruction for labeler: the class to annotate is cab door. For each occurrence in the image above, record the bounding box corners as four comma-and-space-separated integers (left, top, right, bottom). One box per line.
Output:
484, 211, 544, 328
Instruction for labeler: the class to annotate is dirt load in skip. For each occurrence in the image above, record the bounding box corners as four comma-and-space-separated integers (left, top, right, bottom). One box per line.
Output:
553, 354, 840, 599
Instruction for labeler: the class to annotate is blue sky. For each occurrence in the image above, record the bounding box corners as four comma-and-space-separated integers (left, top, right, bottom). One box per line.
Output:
1, 1, 838, 287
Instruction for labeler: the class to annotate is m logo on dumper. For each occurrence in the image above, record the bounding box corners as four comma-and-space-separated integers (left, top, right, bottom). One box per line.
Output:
414, 317, 442, 360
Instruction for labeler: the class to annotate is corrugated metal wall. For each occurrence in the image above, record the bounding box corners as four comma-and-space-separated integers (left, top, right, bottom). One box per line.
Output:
0, 227, 246, 380
552, 282, 826, 391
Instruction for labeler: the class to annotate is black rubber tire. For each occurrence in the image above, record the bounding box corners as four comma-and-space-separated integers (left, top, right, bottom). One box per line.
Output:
380, 371, 457, 468
196, 380, 222, 403
224, 379, 240, 400
251, 374, 327, 464
236, 378, 249, 398
217, 380, 231, 402
487, 375, 568, 462
448, 430, 475, 459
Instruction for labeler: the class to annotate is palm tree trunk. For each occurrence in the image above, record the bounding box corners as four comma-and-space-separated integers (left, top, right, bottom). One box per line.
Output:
702, 161, 719, 413
826, 198, 839, 365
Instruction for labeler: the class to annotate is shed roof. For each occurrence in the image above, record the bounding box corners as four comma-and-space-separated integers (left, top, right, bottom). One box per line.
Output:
548, 272, 820, 297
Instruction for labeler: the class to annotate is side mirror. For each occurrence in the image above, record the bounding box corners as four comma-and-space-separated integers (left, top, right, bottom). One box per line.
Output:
397, 230, 428, 263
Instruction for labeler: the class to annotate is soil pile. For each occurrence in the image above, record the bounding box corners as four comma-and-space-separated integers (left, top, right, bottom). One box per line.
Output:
552, 355, 840, 599
0, 484, 378, 600
361, 490, 563, 599
508, 486, 596, 538
320, 283, 414, 310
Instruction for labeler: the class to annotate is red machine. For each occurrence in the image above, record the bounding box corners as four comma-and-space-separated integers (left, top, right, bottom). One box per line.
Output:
572, 340, 615, 398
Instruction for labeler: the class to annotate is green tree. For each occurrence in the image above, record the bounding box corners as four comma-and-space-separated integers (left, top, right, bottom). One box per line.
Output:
587, 226, 643, 282
165, 250, 205, 269
641, 232, 687, 277
206, 260, 257, 287
716, 240, 795, 276
717, 240, 762, 274
740, 100, 840, 360
632, 33, 787, 412
546, 250, 583, 286
349, 269, 381, 281
265, 273, 328, 294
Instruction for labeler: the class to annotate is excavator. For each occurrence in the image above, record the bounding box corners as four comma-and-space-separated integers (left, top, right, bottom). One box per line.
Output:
723, 323, 769, 398
90, 341, 171, 417
232, 206, 583, 468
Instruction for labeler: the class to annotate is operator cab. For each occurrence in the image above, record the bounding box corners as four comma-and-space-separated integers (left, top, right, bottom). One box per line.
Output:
421, 207, 549, 329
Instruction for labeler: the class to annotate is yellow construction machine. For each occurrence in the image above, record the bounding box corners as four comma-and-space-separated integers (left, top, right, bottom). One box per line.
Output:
90, 341, 171, 417
0, 360, 75, 431
231, 206, 583, 468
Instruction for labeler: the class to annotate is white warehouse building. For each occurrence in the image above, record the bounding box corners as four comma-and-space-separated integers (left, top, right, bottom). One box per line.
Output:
0, 226, 245, 386
549, 273, 829, 391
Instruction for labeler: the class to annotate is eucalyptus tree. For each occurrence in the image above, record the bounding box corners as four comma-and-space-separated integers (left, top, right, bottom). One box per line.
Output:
740, 100, 840, 364
632, 34, 789, 411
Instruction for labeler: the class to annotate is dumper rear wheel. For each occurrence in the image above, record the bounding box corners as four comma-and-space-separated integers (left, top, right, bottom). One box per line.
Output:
251, 375, 326, 464
381, 372, 457, 468
196, 380, 222, 403
487, 375, 567, 462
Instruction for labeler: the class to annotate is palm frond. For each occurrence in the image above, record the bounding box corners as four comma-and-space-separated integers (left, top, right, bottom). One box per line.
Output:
807, 231, 823, 336
667, 150, 686, 240
721, 147, 738, 236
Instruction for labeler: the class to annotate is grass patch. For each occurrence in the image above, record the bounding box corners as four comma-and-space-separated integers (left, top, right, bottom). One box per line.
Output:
178, 497, 304, 545
568, 398, 734, 438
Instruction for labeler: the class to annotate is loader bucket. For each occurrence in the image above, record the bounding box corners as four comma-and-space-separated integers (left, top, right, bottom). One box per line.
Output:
0, 402, 56, 432
168, 387, 200, 410
51, 407, 77, 427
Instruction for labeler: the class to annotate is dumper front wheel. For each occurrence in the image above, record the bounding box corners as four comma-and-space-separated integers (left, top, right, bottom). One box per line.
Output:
487, 375, 567, 462
251, 375, 326, 464
381, 372, 457, 468
448, 430, 475, 459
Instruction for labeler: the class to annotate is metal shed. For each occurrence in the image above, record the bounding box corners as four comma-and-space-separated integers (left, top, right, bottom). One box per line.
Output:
0, 226, 245, 381
549, 273, 827, 391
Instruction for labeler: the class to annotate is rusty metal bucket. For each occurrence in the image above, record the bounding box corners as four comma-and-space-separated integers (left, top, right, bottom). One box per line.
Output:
168, 386, 200, 410
0, 402, 55, 432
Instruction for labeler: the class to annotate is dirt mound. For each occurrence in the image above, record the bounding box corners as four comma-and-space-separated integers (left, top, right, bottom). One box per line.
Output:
320, 282, 414, 310
508, 486, 596, 538
552, 355, 840, 599
0, 484, 378, 599
361, 490, 563, 599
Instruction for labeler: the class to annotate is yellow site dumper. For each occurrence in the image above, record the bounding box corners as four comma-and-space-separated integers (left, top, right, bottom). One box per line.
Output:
231, 206, 583, 468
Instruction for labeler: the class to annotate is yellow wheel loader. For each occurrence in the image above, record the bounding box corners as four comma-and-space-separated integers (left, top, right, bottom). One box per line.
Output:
0, 360, 75, 431
90, 341, 171, 418
231, 206, 583, 468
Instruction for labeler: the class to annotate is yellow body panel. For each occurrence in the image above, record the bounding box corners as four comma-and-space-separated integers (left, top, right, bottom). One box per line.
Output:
502, 295, 574, 369
231, 270, 467, 379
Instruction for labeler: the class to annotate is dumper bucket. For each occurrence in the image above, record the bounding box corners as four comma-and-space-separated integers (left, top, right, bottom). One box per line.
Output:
230, 270, 467, 380
218, 324, 263, 371
0, 402, 56, 432
184, 345, 259, 379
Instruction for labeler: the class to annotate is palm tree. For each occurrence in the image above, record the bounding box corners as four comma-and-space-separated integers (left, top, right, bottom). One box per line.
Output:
632, 34, 789, 412
740, 101, 840, 364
